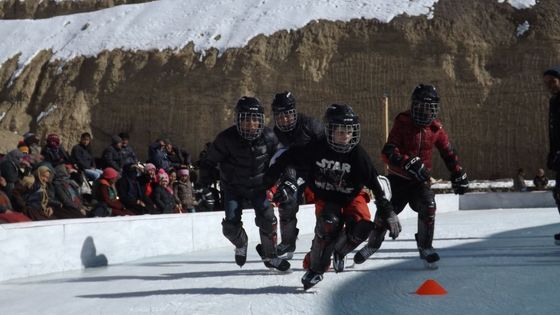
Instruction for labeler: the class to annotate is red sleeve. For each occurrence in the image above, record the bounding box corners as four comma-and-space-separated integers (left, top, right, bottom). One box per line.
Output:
434, 126, 462, 173
382, 117, 410, 167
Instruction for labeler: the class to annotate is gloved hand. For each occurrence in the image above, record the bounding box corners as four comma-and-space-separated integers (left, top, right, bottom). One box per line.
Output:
375, 198, 401, 239
272, 180, 297, 203
403, 156, 430, 182
450, 169, 468, 195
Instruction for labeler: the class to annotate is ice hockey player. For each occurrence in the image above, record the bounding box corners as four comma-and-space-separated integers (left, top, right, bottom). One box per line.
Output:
268, 91, 324, 259
265, 104, 401, 290
543, 66, 560, 245
354, 84, 468, 269
199, 96, 290, 271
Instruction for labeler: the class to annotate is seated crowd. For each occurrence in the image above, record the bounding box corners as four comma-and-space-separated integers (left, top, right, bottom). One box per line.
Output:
0, 132, 218, 224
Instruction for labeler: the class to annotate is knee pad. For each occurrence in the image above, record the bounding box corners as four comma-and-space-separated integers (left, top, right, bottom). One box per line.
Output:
315, 213, 342, 240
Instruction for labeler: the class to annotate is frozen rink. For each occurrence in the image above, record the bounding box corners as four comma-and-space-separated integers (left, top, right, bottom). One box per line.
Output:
1, 207, 559, 315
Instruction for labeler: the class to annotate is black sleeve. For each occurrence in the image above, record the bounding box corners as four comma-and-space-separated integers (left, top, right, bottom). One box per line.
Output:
358, 148, 386, 200
265, 145, 309, 188
71, 145, 88, 170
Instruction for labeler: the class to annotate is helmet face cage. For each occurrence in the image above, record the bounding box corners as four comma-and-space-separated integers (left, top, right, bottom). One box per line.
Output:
236, 112, 265, 141
326, 122, 361, 153
411, 101, 438, 126
273, 109, 297, 132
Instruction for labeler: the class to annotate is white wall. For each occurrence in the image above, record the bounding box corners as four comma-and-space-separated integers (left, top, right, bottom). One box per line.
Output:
1, 193, 459, 282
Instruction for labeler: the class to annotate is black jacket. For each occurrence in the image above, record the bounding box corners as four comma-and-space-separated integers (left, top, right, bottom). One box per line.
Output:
274, 113, 324, 148
548, 94, 560, 171
102, 145, 124, 173
71, 143, 95, 170
266, 139, 386, 206
152, 185, 177, 214
200, 126, 278, 195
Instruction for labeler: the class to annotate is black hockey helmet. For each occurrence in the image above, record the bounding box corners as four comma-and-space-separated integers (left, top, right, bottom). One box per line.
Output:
235, 96, 265, 141
271, 91, 297, 132
411, 84, 439, 126
324, 104, 360, 153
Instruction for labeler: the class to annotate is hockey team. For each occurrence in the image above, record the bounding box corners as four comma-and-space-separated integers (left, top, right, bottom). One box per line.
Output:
198, 82, 474, 290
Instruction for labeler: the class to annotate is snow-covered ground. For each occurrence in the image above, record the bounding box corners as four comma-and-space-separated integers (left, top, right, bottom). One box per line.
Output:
1, 207, 558, 315
0, 0, 537, 71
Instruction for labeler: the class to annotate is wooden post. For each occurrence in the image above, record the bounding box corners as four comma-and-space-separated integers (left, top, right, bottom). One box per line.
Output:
383, 94, 389, 175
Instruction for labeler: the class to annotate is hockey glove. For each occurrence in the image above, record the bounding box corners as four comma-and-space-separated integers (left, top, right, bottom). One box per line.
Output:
375, 198, 401, 239
403, 156, 430, 182
450, 169, 468, 195
272, 180, 297, 204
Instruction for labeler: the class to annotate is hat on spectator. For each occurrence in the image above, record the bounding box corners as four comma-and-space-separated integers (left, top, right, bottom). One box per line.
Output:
544, 66, 560, 79
103, 167, 119, 180
118, 132, 130, 140
178, 169, 189, 177
145, 163, 156, 172
111, 135, 122, 145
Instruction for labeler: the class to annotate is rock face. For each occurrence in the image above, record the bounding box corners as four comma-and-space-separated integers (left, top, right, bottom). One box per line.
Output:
0, 0, 154, 19
0, 0, 558, 179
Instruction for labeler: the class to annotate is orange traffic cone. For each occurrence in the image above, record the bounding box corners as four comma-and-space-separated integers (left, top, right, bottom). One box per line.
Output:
415, 279, 447, 295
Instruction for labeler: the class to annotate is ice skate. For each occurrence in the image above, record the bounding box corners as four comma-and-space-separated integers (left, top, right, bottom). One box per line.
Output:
256, 244, 291, 272
302, 270, 323, 290
276, 243, 296, 260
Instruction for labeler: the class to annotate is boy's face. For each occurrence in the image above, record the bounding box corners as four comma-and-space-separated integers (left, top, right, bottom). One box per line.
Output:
544, 74, 560, 95
239, 115, 261, 133
274, 110, 296, 130
332, 125, 353, 145
80, 136, 91, 146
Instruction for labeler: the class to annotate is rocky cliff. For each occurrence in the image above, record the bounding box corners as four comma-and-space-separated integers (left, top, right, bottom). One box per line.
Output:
0, 0, 558, 179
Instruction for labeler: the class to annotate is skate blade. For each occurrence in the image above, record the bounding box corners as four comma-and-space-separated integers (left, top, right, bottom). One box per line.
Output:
423, 261, 439, 270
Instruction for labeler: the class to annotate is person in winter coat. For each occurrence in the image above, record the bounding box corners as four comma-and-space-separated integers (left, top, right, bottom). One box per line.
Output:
0, 149, 28, 195
543, 66, 560, 244
23, 132, 43, 165
41, 134, 71, 167
119, 132, 139, 167
102, 135, 124, 173
148, 139, 171, 171
533, 168, 549, 190
354, 84, 468, 269
174, 168, 196, 213
71, 132, 103, 181
117, 163, 156, 215
152, 172, 181, 214
92, 167, 134, 217
264, 104, 398, 289
199, 96, 289, 271
0, 178, 31, 223
11, 176, 52, 220
53, 165, 86, 217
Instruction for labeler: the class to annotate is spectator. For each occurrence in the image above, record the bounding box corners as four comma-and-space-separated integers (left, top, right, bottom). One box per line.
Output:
52, 165, 86, 217
11, 176, 51, 220
148, 139, 170, 171
119, 132, 139, 167
140, 163, 158, 197
41, 134, 71, 167
174, 168, 196, 213
22, 132, 43, 165
165, 142, 189, 169
92, 167, 134, 216
0, 149, 28, 195
0, 186, 31, 223
71, 132, 103, 181
102, 135, 124, 173
513, 168, 528, 192
152, 172, 181, 213
117, 163, 156, 215
533, 168, 549, 190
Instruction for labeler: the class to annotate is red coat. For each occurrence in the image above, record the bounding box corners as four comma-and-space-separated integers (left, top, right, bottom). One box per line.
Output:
382, 110, 461, 179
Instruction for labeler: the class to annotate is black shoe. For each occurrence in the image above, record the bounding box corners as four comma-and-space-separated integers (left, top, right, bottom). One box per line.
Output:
256, 244, 291, 271
302, 270, 323, 290
419, 247, 440, 263
333, 251, 345, 273
353, 245, 378, 264
235, 242, 248, 267
276, 243, 296, 260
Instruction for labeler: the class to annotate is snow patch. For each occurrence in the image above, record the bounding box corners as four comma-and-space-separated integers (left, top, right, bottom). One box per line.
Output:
36, 104, 58, 122
516, 20, 530, 37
